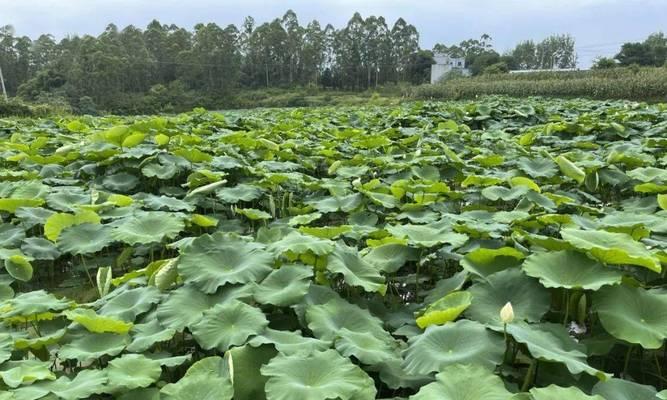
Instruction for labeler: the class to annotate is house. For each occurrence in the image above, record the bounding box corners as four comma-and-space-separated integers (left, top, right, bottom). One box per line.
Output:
430, 53, 470, 83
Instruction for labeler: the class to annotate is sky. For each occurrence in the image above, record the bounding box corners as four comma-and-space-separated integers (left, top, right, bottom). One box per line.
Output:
1, 0, 665, 68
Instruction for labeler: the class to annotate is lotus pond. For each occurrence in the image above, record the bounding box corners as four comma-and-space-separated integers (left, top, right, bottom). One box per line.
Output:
1, 97, 667, 399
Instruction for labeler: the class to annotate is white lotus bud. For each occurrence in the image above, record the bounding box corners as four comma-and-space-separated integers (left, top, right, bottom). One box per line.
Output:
500, 302, 514, 324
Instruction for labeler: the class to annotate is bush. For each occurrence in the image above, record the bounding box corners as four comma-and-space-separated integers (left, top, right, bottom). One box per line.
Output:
77, 96, 98, 115
0, 99, 33, 117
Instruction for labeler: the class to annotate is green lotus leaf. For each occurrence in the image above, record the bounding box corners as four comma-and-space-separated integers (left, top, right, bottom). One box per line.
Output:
402, 319, 504, 375
153, 257, 179, 291
561, 228, 661, 272
161, 374, 233, 400
127, 319, 176, 352
0, 224, 25, 248
659, 194, 667, 210
4, 254, 33, 282
461, 174, 504, 188
178, 233, 273, 293
161, 356, 233, 400
507, 322, 608, 379
522, 250, 624, 290
190, 300, 268, 352
327, 242, 386, 294
481, 185, 530, 201
267, 231, 335, 256
103, 172, 139, 191
45, 369, 109, 399
466, 268, 550, 327
362, 243, 413, 273
106, 354, 163, 391
460, 246, 525, 277
299, 225, 352, 239
529, 385, 604, 400
0, 334, 12, 363
592, 378, 658, 400
306, 193, 363, 213
14, 324, 67, 351
288, 212, 322, 226
184, 355, 232, 378
186, 179, 228, 198
0, 290, 71, 320
0, 360, 56, 388
64, 308, 133, 334
21, 237, 61, 260
237, 207, 271, 220
0, 276, 13, 301
44, 210, 101, 241
190, 214, 218, 227
217, 184, 264, 203
362, 190, 399, 208
635, 182, 667, 193
226, 344, 277, 400
416, 291, 472, 329
98, 286, 162, 322
142, 161, 179, 179
112, 211, 185, 245
593, 284, 667, 349
156, 284, 247, 331
556, 155, 586, 184
305, 298, 391, 342
261, 349, 377, 400
15, 207, 54, 229
46, 191, 90, 212
627, 166, 667, 182
140, 354, 187, 369
510, 176, 541, 192
424, 270, 468, 304
248, 329, 331, 356
138, 194, 195, 212
57, 223, 114, 255
518, 157, 559, 178
334, 327, 399, 365
59, 332, 129, 361
409, 363, 513, 400
254, 264, 313, 306
0, 198, 45, 214
386, 223, 468, 248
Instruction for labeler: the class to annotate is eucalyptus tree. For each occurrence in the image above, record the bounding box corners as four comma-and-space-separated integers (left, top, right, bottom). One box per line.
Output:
301, 20, 326, 85
390, 18, 419, 82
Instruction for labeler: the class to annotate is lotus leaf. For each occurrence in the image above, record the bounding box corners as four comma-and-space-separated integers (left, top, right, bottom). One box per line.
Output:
261, 349, 377, 400
190, 300, 268, 351
402, 319, 504, 375
178, 233, 273, 293
522, 250, 624, 290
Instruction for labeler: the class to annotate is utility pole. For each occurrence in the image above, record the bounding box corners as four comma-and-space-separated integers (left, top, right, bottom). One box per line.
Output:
0, 64, 7, 101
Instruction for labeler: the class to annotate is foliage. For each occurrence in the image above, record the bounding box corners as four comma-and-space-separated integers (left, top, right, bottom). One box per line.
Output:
1, 97, 667, 398
413, 66, 667, 102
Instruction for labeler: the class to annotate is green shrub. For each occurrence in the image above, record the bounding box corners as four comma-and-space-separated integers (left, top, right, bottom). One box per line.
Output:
0, 99, 33, 117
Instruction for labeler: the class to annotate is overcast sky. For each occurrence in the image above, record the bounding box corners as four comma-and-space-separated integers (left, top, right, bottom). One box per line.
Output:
2, 0, 665, 67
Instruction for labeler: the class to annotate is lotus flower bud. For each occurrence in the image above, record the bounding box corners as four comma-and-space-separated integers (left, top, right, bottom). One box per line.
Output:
500, 302, 514, 324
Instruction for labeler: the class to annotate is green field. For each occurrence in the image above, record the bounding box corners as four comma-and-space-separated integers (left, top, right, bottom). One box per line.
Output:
414, 67, 667, 103
1, 97, 667, 399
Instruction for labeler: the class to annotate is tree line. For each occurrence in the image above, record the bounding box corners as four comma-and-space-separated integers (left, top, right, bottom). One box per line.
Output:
0, 11, 425, 112
2, 9, 660, 113
593, 33, 667, 69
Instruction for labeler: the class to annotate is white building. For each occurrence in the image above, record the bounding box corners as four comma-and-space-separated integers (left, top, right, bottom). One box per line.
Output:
430, 53, 470, 83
